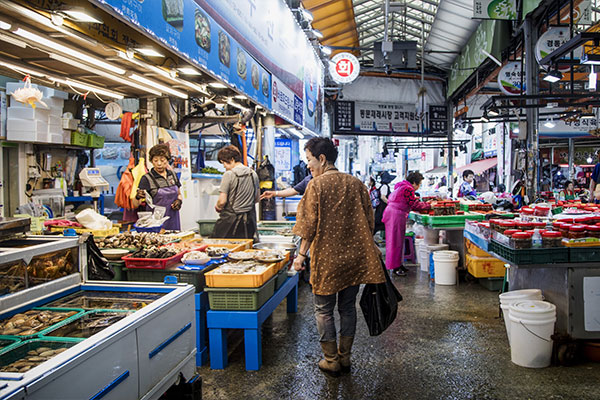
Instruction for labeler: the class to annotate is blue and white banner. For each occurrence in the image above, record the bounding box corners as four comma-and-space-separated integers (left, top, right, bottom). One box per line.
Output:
272, 76, 302, 126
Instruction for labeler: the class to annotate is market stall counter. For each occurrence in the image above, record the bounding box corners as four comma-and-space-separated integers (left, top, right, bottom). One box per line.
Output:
463, 207, 600, 360
0, 228, 197, 400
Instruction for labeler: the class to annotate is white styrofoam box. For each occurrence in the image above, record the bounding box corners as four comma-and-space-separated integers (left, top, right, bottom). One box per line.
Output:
49, 106, 63, 117
43, 87, 68, 99
49, 126, 62, 135
1, 91, 6, 139
7, 118, 47, 133
7, 106, 50, 120
63, 130, 71, 144
62, 118, 79, 130
49, 133, 63, 144
6, 129, 36, 142
48, 115, 62, 125
36, 132, 50, 143
45, 97, 64, 108
8, 98, 50, 110
6, 82, 40, 93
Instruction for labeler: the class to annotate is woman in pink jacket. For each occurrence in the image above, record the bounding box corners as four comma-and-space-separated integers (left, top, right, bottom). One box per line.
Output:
383, 172, 431, 276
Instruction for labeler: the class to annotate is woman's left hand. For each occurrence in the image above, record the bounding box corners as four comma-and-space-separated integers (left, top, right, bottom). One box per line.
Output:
171, 199, 182, 210
292, 255, 305, 271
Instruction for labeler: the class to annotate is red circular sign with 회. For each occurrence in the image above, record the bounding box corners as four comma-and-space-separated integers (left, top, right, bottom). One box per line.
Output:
329, 52, 360, 84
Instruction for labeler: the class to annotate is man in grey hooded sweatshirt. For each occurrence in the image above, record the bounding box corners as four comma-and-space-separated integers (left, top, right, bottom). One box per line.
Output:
212, 145, 260, 239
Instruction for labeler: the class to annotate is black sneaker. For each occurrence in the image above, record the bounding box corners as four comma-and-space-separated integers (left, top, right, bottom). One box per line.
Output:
393, 268, 407, 276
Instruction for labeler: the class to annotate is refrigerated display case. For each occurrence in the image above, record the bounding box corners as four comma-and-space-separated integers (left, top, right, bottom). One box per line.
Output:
0, 230, 196, 400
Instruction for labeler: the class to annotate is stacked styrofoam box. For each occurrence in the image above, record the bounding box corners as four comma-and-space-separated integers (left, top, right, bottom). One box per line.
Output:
5, 83, 66, 143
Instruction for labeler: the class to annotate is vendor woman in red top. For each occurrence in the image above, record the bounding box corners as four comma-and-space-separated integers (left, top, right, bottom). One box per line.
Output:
383, 171, 431, 276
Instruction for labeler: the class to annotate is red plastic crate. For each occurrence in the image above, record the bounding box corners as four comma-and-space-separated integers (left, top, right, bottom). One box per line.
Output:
122, 251, 187, 269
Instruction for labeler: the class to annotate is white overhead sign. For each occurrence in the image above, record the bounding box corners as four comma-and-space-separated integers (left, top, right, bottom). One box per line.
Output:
329, 52, 360, 84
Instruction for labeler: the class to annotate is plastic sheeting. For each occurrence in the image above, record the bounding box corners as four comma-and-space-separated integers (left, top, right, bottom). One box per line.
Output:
340, 76, 445, 106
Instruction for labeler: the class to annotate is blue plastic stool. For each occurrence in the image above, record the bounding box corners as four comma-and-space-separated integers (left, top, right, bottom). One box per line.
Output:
403, 235, 417, 264
429, 252, 435, 280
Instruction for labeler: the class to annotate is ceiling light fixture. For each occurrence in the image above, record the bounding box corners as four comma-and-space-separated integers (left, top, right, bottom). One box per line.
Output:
234, 94, 247, 100
313, 29, 323, 39
50, 77, 124, 99
513, 127, 520, 134
287, 128, 304, 139
589, 65, 597, 91
0, 59, 46, 77
226, 98, 250, 112
0, 32, 26, 48
301, 9, 314, 22
488, 109, 499, 116
62, 9, 103, 24
543, 68, 563, 83
581, 53, 600, 65
544, 118, 556, 128
49, 53, 163, 96
178, 67, 201, 75
208, 82, 227, 89
13, 28, 126, 75
321, 46, 332, 55
588, 157, 593, 163
481, 115, 489, 123
136, 47, 164, 57
129, 74, 188, 98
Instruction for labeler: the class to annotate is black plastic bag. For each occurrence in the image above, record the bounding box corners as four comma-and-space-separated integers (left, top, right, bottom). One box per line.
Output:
84, 234, 115, 280
359, 258, 402, 336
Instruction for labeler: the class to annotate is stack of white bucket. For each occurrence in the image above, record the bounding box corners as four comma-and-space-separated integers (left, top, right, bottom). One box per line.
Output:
500, 289, 556, 368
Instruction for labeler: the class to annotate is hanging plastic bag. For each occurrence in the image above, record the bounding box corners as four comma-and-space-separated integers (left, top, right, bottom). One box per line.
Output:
359, 258, 403, 336
130, 157, 147, 200
83, 234, 114, 280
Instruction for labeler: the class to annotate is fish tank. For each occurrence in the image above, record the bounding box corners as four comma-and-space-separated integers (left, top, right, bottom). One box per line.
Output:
42, 311, 132, 339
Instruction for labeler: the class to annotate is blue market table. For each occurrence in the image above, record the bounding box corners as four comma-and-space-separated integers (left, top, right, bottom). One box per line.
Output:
207, 273, 299, 371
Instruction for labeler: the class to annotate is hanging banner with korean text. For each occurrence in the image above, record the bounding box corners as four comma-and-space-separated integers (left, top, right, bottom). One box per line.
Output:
333, 101, 420, 135
473, 0, 517, 20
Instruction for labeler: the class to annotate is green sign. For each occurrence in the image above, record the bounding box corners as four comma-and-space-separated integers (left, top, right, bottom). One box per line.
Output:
473, 0, 517, 20
447, 20, 509, 98
522, 0, 543, 18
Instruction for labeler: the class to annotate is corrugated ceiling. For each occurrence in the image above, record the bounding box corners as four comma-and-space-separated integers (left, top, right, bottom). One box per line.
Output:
303, 0, 481, 71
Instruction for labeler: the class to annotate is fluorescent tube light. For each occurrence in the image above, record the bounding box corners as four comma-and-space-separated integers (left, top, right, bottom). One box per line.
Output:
287, 128, 304, 139
136, 47, 164, 57
14, 28, 126, 75
0, 20, 11, 30
313, 29, 323, 39
581, 53, 600, 65
226, 98, 250, 112
130, 74, 188, 99
63, 9, 103, 24
208, 82, 227, 89
544, 118, 556, 128
543, 72, 562, 83
234, 94, 247, 100
49, 53, 162, 96
50, 77, 124, 99
321, 46, 332, 55
178, 67, 201, 75
0, 60, 45, 77
0, 32, 26, 48
488, 109, 499, 116
589, 66, 597, 91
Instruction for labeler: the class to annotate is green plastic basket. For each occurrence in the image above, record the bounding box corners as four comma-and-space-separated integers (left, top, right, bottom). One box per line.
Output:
70, 131, 88, 146
197, 220, 217, 236
205, 274, 276, 311
275, 267, 287, 290
489, 241, 569, 264
551, 207, 563, 215
0, 338, 79, 372
0, 337, 20, 352
569, 247, 600, 263
126, 263, 220, 292
39, 310, 131, 339
86, 133, 105, 148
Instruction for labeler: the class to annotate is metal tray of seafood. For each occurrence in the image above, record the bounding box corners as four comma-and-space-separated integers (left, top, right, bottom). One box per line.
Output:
0, 308, 84, 337
0, 338, 79, 373
43, 290, 165, 310
39, 310, 132, 339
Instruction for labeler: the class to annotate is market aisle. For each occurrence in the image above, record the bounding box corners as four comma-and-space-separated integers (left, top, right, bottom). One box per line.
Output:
199, 268, 600, 400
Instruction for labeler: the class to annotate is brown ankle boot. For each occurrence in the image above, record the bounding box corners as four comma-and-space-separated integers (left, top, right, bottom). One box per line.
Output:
318, 341, 341, 377
338, 336, 354, 374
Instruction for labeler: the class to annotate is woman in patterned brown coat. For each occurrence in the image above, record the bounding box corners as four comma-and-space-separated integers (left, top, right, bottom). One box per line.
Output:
292, 137, 385, 377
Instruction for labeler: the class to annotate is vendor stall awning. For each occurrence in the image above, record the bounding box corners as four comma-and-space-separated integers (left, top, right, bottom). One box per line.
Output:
456, 157, 498, 176
426, 166, 447, 174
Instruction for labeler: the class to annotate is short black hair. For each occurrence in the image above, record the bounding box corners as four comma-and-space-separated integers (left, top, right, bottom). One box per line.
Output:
406, 171, 424, 185
149, 144, 171, 161
463, 169, 475, 179
217, 145, 242, 163
564, 180, 573, 188
304, 137, 338, 163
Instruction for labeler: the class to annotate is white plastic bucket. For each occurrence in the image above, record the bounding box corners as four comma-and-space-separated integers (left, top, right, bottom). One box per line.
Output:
417, 242, 429, 272
432, 250, 459, 285
424, 229, 440, 245
426, 244, 449, 275
509, 300, 556, 368
499, 289, 543, 344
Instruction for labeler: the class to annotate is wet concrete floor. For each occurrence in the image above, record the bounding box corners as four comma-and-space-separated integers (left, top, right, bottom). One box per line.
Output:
199, 267, 600, 400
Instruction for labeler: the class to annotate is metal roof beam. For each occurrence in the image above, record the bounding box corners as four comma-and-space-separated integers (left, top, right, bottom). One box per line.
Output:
405, 4, 437, 17
354, 3, 381, 18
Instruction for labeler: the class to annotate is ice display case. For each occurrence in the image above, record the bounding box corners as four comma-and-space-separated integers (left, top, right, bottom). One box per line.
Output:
0, 233, 196, 400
